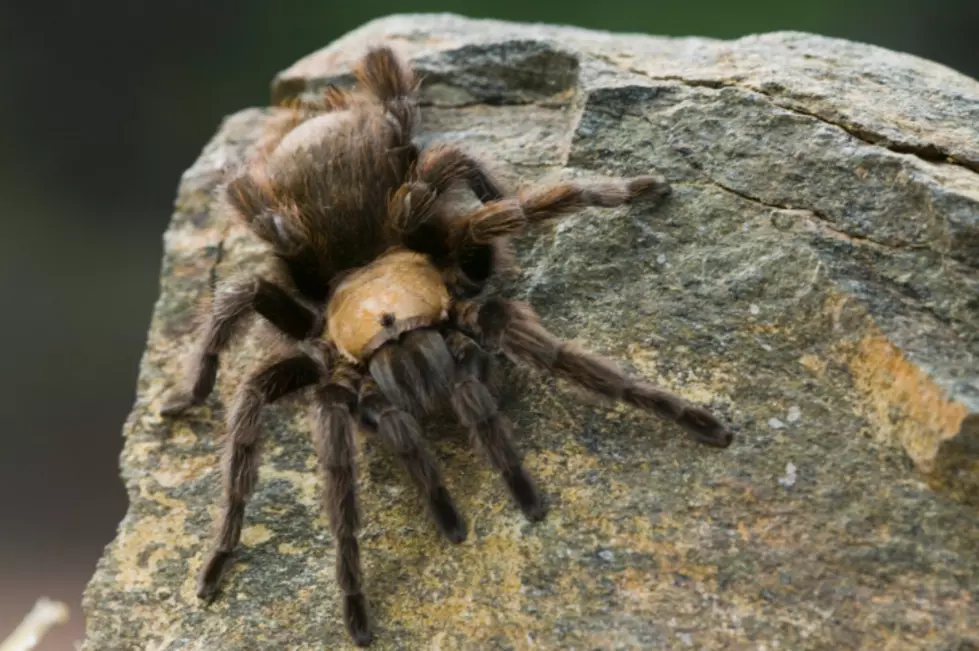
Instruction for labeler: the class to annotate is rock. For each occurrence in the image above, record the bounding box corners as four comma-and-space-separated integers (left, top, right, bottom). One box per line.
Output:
82, 13, 979, 651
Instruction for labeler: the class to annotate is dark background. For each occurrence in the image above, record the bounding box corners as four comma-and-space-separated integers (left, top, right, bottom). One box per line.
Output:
0, 1, 975, 648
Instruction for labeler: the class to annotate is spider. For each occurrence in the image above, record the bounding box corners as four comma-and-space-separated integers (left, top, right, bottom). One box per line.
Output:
160, 46, 733, 647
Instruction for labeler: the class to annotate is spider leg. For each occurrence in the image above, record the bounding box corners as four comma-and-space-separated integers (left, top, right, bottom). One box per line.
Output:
358, 374, 467, 543
415, 143, 507, 202
356, 45, 418, 104
394, 173, 669, 296
223, 170, 310, 256
160, 276, 321, 415
454, 174, 670, 250
388, 145, 509, 286
311, 362, 373, 646
364, 329, 469, 540
356, 47, 506, 201
355, 45, 419, 150
197, 354, 321, 600
454, 298, 733, 448
445, 330, 546, 521
389, 144, 506, 233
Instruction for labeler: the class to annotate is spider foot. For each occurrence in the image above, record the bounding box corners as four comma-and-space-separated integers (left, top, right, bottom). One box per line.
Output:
159, 391, 202, 417
343, 594, 374, 647
431, 487, 468, 543
626, 174, 671, 202
196, 549, 234, 601
679, 406, 734, 448
510, 469, 548, 522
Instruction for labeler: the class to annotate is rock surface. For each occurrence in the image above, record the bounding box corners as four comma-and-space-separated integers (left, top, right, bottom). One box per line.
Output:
82, 13, 979, 651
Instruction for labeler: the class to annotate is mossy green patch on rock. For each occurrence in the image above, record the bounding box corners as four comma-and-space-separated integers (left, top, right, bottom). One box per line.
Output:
83, 14, 979, 651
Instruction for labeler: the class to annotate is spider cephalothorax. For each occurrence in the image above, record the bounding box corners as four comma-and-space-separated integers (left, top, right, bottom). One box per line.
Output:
160, 46, 733, 647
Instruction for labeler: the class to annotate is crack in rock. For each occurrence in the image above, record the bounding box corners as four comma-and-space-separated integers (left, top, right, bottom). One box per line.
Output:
702, 178, 934, 252
641, 73, 978, 175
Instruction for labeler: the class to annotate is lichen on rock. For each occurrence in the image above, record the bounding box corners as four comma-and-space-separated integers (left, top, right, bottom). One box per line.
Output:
82, 13, 979, 651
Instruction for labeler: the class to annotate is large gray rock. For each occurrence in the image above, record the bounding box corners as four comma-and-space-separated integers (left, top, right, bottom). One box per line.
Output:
82, 13, 979, 651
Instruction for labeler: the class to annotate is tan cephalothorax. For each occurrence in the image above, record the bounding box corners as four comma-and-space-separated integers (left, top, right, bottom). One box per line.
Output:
327, 248, 450, 362
159, 44, 732, 648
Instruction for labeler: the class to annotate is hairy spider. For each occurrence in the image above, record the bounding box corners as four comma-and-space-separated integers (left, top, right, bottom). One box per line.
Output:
160, 46, 733, 646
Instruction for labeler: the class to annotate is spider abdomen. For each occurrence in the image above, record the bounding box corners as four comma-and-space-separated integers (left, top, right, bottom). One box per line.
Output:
326, 249, 450, 362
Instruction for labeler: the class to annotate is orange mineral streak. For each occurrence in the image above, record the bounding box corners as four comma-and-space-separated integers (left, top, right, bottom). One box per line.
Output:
326, 249, 451, 362
846, 330, 969, 471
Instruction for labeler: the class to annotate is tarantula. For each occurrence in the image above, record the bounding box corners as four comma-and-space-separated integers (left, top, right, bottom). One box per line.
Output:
160, 46, 732, 646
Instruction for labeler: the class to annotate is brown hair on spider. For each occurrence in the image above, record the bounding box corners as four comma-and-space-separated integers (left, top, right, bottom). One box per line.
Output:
159, 45, 733, 647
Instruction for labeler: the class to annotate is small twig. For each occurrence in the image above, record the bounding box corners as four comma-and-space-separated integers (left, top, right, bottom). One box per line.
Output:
0, 598, 70, 651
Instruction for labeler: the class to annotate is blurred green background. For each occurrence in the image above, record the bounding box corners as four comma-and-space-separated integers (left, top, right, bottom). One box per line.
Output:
0, 1, 975, 648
